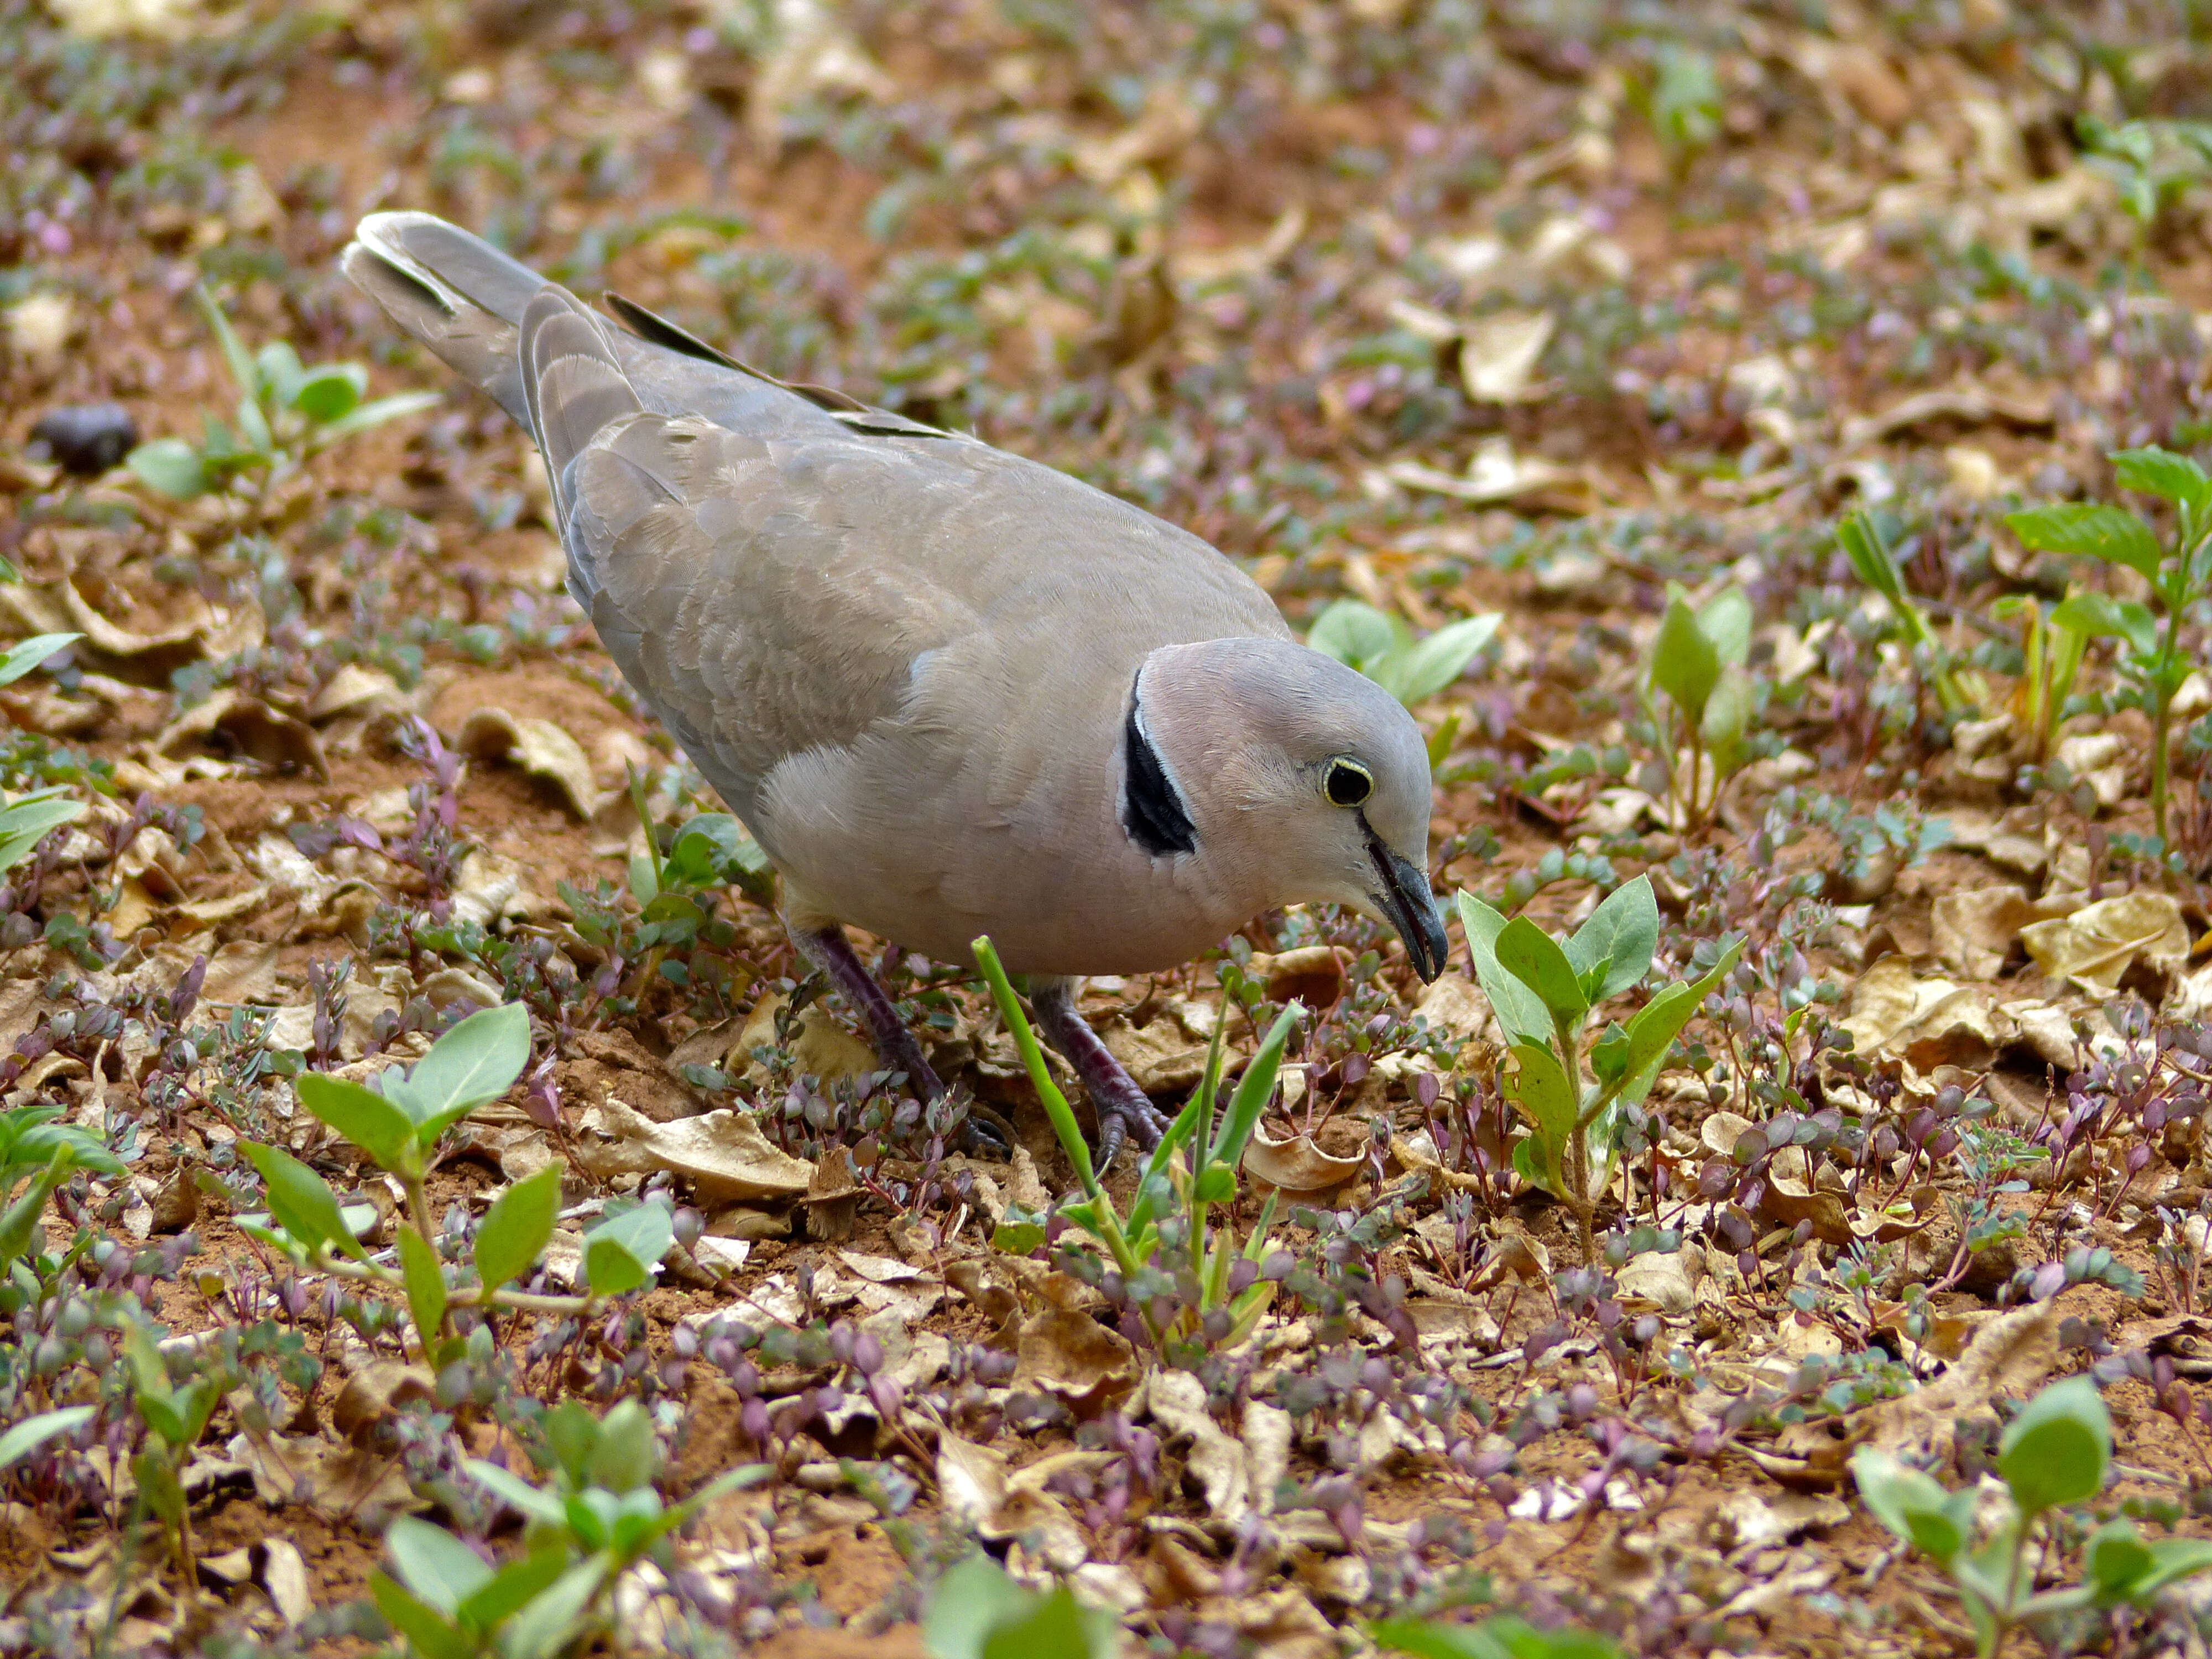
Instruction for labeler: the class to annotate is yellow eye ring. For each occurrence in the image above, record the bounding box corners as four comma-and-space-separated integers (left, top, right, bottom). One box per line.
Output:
1322, 758, 1373, 808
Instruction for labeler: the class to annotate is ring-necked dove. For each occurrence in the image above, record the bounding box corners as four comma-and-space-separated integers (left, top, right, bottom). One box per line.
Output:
343, 212, 1449, 1165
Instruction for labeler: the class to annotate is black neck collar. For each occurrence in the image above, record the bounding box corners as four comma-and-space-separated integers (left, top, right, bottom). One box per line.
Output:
1123, 674, 1198, 857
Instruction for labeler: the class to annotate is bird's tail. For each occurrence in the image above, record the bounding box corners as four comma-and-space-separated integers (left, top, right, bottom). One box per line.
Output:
341, 211, 547, 426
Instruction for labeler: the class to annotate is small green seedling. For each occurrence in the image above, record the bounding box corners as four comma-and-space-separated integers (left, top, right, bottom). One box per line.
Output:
1643, 583, 1754, 832
1457, 876, 1740, 1259
377, 1399, 769, 1659
973, 935, 1297, 1360
0, 1405, 96, 1477
1308, 600, 1502, 764
1, 1100, 125, 1276
2078, 116, 2212, 279
2010, 446, 2212, 853
1643, 42, 1723, 176
1990, 592, 2088, 768
127, 283, 439, 502
1838, 512, 1981, 718
1372, 1611, 1623, 1659
121, 1317, 223, 1580
0, 632, 87, 875
1855, 1374, 2212, 1657
242, 1003, 664, 1361
922, 1553, 1117, 1659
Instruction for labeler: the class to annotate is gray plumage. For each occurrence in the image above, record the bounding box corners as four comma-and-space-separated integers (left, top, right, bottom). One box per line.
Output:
345, 211, 1448, 1157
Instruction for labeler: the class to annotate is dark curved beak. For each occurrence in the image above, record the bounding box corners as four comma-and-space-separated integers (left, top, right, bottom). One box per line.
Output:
1361, 820, 1449, 982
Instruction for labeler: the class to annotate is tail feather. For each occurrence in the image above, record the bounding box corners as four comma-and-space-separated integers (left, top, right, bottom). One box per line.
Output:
342, 211, 547, 424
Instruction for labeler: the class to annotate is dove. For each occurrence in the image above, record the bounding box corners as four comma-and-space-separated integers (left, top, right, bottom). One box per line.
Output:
343, 211, 1449, 1165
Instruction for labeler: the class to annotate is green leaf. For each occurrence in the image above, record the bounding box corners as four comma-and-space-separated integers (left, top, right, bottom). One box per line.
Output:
254, 341, 306, 411
923, 1554, 1033, 1659
0, 1404, 95, 1471
1697, 587, 1752, 665
1306, 600, 1404, 672
371, 1573, 474, 1659
2086, 1519, 2156, 1599
1563, 875, 1658, 1003
396, 1228, 447, 1347
1495, 916, 1588, 1027
1370, 1614, 1622, 1659
239, 1140, 367, 1261
0, 633, 80, 689
124, 438, 207, 499
1208, 1004, 1301, 1170
1699, 665, 1754, 752
295, 1072, 419, 1176
0, 792, 87, 873
1455, 893, 1552, 1045
1997, 1374, 2110, 1518
475, 1161, 562, 1298
384, 1002, 532, 1139
291, 362, 367, 423
2128, 1535, 2212, 1598
1619, 935, 1743, 1088
1851, 1447, 1976, 1563
980, 1587, 1117, 1659
462, 1458, 570, 1527
582, 1203, 672, 1297
1649, 596, 1720, 723
195, 284, 260, 405
2049, 591, 2161, 658
2112, 445, 2212, 516
456, 1547, 571, 1631
586, 1399, 659, 1494
1838, 513, 1905, 606
384, 1515, 492, 1616
972, 935, 1097, 1195
502, 1558, 608, 1659
310, 388, 442, 445
1373, 613, 1502, 705
1500, 1042, 1578, 1199
2006, 503, 2164, 585
0, 1147, 74, 1268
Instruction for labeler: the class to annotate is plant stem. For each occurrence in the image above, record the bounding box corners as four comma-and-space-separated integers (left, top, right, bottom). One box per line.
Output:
399, 1172, 456, 1345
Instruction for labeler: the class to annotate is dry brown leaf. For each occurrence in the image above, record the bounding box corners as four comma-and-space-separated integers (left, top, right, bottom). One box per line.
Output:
453, 706, 603, 820
1145, 1368, 1251, 1522
154, 691, 326, 778
1241, 1125, 1363, 1199
1101, 1011, 1209, 1093
1931, 886, 2034, 979
2021, 891, 2189, 995
573, 1097, 815, 1203
1010, 1306, 1139, 1409
735, 992, 879, 1087
1385, 437, 1602, 513
1456, 309, 1554, 403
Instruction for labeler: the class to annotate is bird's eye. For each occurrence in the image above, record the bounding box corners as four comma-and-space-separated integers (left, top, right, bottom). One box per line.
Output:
1322, 758, 1373, 807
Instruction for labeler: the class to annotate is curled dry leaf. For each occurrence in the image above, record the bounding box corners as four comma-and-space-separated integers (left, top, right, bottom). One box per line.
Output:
453, 705, 603, 819
1010, 1306, 1139, 1410
1244, 945, 1344, 1008
1241, 1124, 1363, 1200
573, 1097, 815, 1204
1837, 955, 2001, 1070
155, 690, 327, 778
1101, 1010, 1211, 1093
1455, 309, 1556, 403
332, 1360, 436, 1447
732, 992, 879, 1087
933, 1432, 1099, 1571
1930, 885, 2035, 979
1144, 1368, 1250, 1523
2021, 890, 2189, 995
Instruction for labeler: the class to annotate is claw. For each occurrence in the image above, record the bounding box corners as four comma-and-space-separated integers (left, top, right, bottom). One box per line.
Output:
1027, 975, 1170, 1172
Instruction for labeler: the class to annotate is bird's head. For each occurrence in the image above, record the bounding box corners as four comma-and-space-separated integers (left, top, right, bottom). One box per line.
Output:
1125, 637, 1449, 980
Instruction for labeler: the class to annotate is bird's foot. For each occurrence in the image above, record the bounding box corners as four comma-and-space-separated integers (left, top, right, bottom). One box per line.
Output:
1028, 976, 1171, 1171
791, 925, 1010, 1159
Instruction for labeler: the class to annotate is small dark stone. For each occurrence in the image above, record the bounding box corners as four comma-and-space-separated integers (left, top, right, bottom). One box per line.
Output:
27, 404, 138, 476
